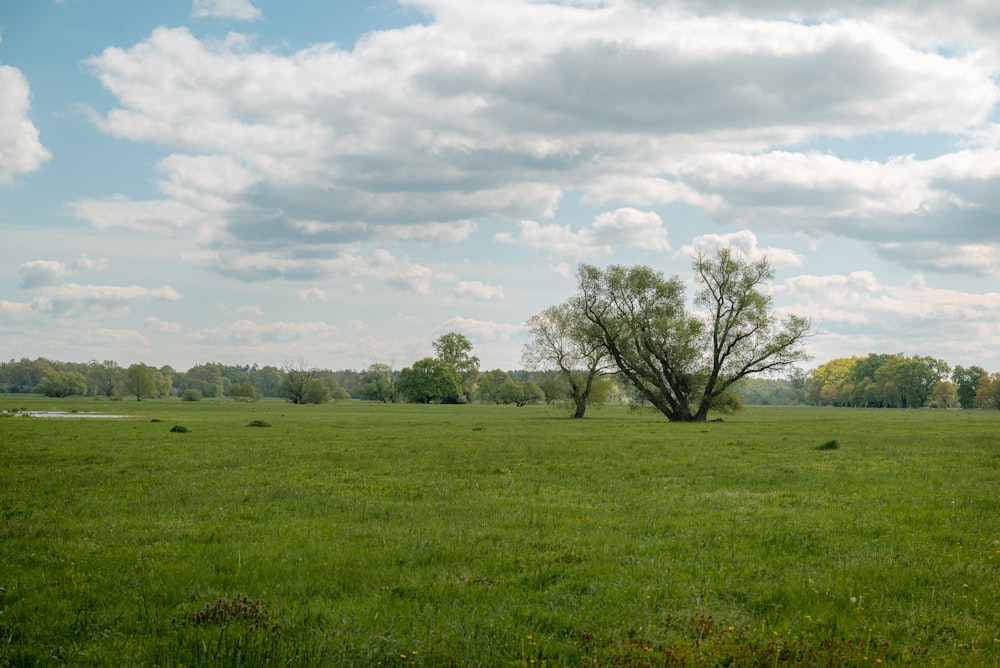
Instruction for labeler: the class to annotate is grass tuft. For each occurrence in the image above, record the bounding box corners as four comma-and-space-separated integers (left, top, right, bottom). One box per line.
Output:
816, 439, 839, 450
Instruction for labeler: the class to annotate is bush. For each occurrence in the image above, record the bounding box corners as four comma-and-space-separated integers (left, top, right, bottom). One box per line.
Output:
247, 420, 272, 428
170, 425, 190, 433
816, 439, 839, 450
181, 388, 203, 402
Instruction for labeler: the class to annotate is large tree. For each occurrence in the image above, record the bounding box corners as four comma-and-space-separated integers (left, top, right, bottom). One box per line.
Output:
523, 303, 612, 418
576, 248, 810, 422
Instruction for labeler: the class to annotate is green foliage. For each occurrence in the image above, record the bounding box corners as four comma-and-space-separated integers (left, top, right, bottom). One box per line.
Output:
169, 424, 190, 432
301, 378, 331, 404
229, 381, 261, 401
575, 249, 810, 422
974, 371, 1000, 409
816, 439, 840, 450
397, 357, 463, 404
496, 379, 545, 406
953, 365, 988, 409
181, 388, 203, 401
357, 363, 396, 402
33, 370, 88, 397
247, 419, 271, 427
808, 353, 952, 408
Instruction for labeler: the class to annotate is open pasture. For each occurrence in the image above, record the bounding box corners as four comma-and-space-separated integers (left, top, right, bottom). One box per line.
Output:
2, 397, 999, 666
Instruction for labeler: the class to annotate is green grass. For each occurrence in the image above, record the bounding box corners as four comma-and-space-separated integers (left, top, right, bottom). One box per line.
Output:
2, 397, 999, 666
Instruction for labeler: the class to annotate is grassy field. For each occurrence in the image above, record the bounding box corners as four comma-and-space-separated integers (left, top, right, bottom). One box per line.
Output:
1, 396, 999, 666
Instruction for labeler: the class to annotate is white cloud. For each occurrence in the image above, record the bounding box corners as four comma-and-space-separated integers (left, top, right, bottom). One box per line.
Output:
192, 0, 261, 21
678, 230, 803, 268
188, 319, 336, 345
77, 3, 1000, 279
454, 280, 505, 301
0, 64, 51, 183
145, 316, 182, 334
495, 208, 671, 258
0, 300, 34, 315
32, 283, 182, 308
297, 287, 327, 303
238, 304, 263, 316
774, 271, 1000, 363
434, 316, 520, 342
18, 260, 71, 288
73, 255, 109, 272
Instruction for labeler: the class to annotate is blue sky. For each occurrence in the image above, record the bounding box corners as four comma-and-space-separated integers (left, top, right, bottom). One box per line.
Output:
2, 0, 1000, 373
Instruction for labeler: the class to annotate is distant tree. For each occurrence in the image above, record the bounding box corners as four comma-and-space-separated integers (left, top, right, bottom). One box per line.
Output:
87, 360, 123, 397
321, 376, 350, 401
181, 388, 203, 401
185, 363, 226, 398
358, 362, 397, 402
433, 332, 480, 402
1, 358, 54, 393
523, 302, 613, 418
253, 365, 284, 397
929, 380, 958, 409
397, 358, 463, 404
975, 372, 1000, 410
873, 355, 949, 408
277, 360, 316, 404
952, 365, 988, 409
34, 370, 88, 398
124, 363, 158, 401
301, 379, 331, 404
497, 379, 546, 407
228, 382, 260, 401
478, 369, 512, 404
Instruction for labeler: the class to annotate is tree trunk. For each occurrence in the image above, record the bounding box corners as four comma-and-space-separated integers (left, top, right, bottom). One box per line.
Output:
572, 396, 587, 418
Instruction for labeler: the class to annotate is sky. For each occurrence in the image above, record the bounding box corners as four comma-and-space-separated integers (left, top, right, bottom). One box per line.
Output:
2, 0, 1000, 374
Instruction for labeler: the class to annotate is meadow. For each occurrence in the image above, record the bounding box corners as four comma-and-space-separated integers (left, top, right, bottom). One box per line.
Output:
1, 397, 999, 666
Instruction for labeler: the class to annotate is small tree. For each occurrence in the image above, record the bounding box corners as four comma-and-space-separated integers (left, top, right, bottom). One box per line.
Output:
523, 303, 612, 418
277, 360, 316, 404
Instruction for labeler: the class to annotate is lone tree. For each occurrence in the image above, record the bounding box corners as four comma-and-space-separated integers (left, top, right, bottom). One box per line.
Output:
576, 248, 810, 422
523, 303, 613, 418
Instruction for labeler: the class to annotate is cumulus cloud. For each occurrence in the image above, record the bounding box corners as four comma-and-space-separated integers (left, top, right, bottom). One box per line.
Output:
495, 207, 671, 258
0, 63, 51, 183
297, 287, 327, 303
192, 0, 261, 21
0, 299, 34, 315
454, 280, 505, 301
434, 316, 520, 342
677, 230, 803, 268
774, 271, 1000, 362
145, 316, 182, 334
31, 283, 182, 311
18, 260, 71, 288
76, 1, 1000, 279
188, 319, 336, 345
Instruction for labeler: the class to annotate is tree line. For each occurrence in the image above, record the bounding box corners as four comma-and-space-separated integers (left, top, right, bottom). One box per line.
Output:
5, 249, 998, 417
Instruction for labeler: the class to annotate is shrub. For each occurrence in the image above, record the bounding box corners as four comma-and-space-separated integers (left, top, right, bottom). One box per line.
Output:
181, 388, 203, 402
170, 425, 190, 433
247, 420, 272, 428
816, 439, 839, 450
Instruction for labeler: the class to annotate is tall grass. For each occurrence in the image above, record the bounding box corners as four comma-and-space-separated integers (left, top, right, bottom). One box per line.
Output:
2, 398, 999, 665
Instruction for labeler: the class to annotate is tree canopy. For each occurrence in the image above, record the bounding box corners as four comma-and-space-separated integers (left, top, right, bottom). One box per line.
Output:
575, 248, 811, 422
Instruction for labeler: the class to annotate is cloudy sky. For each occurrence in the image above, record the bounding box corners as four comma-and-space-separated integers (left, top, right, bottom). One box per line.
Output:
2, 0, 1000, 373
